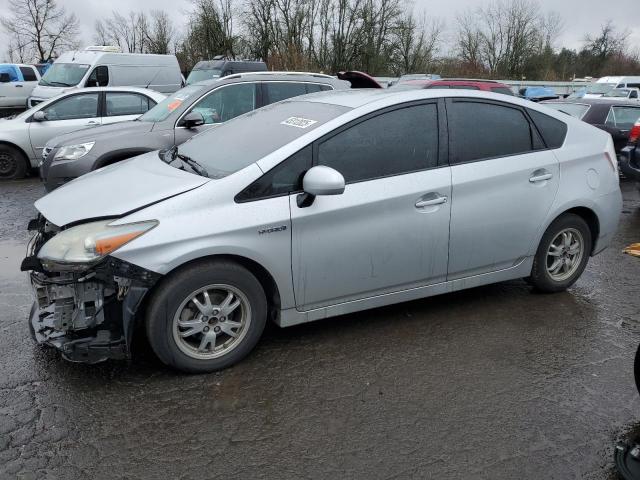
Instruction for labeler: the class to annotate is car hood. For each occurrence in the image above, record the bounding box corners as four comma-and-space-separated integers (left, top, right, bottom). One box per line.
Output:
47, 120, 155, 147
35, 151, 210, 226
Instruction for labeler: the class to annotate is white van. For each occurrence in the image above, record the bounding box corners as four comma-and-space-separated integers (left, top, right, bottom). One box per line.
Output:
583, 76, 640, 98
28, 46, 183, 108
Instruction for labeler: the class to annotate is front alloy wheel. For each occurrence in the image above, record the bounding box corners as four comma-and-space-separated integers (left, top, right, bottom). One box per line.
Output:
146, 260, 267, 373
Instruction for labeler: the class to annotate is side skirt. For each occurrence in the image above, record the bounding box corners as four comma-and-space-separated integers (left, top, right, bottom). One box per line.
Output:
276, 257, 534, 328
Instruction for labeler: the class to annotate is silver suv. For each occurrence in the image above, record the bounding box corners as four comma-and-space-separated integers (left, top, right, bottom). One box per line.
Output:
24, 89, 622, 373
40, 72, 350, 191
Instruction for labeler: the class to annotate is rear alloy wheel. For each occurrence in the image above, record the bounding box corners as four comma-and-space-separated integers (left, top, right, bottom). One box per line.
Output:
529, 214, 592, 292
146, 260, 267, 373
0, 145, 28, 180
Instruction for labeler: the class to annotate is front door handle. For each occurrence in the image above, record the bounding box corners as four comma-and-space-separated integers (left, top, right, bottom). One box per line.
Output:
86, 121, 99, 126
415, 195, 448, 208
14, 84, 23, 88
529, 171, 553, 183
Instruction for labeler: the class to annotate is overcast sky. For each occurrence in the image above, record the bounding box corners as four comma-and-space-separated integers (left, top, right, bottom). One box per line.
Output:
0, 0, 639, 59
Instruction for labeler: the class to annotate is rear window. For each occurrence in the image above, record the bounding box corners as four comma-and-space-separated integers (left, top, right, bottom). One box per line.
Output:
542, 102, 590, 120
178, 100, 350, 178
527, 108, 568, 149
491, 86, 514, 96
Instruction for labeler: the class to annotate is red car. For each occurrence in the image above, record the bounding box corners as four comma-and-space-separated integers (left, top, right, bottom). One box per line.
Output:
396, 78, 515, 96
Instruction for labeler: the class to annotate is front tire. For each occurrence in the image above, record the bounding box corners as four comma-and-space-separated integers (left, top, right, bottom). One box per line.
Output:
0, 144, 28, 180
529, 213, 592, 292
145, 260, 267, 373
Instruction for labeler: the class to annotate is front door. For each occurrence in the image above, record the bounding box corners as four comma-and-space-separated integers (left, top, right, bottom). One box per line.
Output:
290, 102, 451, 310
28, 92, 101, 158
445, 98, 560, 279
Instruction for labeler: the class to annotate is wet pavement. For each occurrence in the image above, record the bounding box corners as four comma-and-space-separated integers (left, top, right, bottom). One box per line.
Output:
1, 178, 639, 480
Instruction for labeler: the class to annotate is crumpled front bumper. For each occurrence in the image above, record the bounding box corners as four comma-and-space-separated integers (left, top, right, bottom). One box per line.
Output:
23, 219, 161, 363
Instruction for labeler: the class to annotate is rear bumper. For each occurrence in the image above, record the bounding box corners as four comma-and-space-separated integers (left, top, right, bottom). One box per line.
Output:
620, 146, 640, 182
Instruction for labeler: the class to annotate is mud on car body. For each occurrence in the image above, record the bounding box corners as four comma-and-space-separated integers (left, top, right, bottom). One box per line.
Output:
22, 215, 161, 362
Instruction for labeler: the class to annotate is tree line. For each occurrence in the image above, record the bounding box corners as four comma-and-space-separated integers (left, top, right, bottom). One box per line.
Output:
2, 0, 639, 80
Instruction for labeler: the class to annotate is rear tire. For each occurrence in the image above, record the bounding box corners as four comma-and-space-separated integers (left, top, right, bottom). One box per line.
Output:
145, 260, 267, 373
0, 144, 28, 180
529, 213, 592, 293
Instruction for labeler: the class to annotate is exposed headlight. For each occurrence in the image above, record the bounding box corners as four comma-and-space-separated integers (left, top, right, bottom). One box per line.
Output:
53, 142, 95, 161
38, 219, 158, 270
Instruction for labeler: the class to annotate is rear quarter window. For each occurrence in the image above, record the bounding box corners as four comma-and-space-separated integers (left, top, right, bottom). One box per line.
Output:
527, 108, 567, 149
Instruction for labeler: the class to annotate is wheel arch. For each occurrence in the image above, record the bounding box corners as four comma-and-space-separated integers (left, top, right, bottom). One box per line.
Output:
94, 148, 153, 170
0, 140, 31, 167
543, 205, 600, 255
142, 253, 282, 324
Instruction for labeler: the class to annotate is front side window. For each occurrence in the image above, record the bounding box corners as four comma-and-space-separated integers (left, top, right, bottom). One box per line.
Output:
139, 85, 202, 123
41, 93, 99, 121
19, 67, 38, 82
317, 104, 439, 183
39, 63, 89, 87
86, 66, 108, 87
189, 83, 256, 124
105, 92, 154, 117
605, 106, 640, 129
236, 146, 312, 202
448, 101, 537, 164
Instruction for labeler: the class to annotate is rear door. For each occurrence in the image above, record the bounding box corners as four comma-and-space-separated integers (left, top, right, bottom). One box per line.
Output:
28, 92, 101, 158
290, 101, 451, 310
445, 98, 560, 280
102, 91, 156, 124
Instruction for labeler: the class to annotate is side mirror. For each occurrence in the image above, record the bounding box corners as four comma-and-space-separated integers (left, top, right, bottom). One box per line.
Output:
297, 166, 345, 208
182, 111, 205, 129
32, 111, 47, 122
0, 73, 10, 83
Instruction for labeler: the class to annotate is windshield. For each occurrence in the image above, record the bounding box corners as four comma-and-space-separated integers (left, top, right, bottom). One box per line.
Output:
603, 89, 631, 98
176, 100, 350, 178
39, 63, 89, 87
138, 85, 203, 122
186, 69, 222, 85
543, 102, 590, 119
586, 83, 616, 95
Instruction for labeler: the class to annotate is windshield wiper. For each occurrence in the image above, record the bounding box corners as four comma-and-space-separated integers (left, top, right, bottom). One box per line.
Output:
47, 81, 73, 87
160, 145, 209, 178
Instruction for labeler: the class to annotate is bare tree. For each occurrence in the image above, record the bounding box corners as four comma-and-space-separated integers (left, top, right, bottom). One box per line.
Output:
146, 10, 175, 54
1, 0, 79, 62
456, 12, 483, 72
392, 12, 442, 75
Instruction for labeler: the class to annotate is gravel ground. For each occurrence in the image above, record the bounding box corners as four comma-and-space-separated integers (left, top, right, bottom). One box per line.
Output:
1, 178, 639, 480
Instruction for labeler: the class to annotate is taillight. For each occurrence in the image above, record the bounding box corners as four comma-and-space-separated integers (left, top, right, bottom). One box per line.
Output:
630, 121, 640, 144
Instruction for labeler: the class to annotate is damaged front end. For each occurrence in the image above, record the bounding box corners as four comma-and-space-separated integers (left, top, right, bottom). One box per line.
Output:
22, 216, 160, 363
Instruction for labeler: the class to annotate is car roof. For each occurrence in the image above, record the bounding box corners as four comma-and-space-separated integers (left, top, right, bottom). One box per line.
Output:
191, 72, 349, 89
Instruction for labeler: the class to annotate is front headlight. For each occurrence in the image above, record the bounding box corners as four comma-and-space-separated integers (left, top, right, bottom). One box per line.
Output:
53, 142, 95, 161
38, 219, 158, 270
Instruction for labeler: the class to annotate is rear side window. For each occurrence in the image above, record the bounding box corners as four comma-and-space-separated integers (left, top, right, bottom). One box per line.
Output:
305, 83, 332, 93
448, 101, 537, 164
317, 103, 438, 183
265, 82, 309, 104
105, 92, 153, 116
451, 85, 479, 90
527, 109, 568, 149
236, 146, 312, 202
426, 85, 450, 89
20, 67, 37, 81
605, 106, 640, 129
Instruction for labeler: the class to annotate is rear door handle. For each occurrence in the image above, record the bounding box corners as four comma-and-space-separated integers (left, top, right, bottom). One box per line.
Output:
415, 195, 448, 208
14, 84, 23, 88
529, 172, 553, 183
86, 121, 99, 125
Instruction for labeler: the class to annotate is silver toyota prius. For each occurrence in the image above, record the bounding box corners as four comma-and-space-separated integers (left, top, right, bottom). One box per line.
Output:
23, 88, 622, 373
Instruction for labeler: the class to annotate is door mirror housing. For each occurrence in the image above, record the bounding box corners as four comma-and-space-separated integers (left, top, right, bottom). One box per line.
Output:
297, 166, 345, 208
0, 73, 10, 83
32, 111, 47, 122
182, 111, 205, 129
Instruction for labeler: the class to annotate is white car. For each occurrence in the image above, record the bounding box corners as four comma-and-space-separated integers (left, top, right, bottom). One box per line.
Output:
25, 88, 622, 373
0, 63, 41, 110
0, 86, 166, 179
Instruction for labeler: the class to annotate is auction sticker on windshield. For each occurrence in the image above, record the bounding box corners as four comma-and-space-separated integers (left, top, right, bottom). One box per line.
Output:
281, 117, 317, 129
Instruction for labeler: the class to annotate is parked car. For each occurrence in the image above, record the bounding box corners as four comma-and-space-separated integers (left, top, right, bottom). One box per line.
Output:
387, 73, 441, 87
602, 88, 640, 101
542, 98, 640, 154
0, 87, 165, 180
518, 86, 559, 101
583, 76, 640, 99
0, 63, 41, 110
28, 46, 182, 108
620, 119, 640, 190
186, 57, 268, 85
24, 89, 622, 372
40, 72, 356, 191
390, 78, 514, 96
